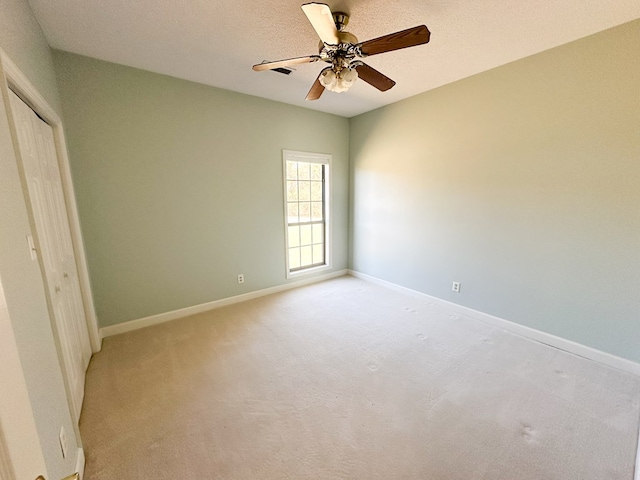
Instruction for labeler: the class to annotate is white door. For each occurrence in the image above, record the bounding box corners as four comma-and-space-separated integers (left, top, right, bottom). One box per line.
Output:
9, 90, 92, 423
0, 278, 49, 480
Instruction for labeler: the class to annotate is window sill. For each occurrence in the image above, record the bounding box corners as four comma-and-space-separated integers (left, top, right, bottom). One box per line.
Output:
286, 264, 332, 280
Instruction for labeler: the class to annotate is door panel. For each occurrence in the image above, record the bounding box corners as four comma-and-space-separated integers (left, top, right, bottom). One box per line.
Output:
34, 108, 92, 369
9, 90, 91, 422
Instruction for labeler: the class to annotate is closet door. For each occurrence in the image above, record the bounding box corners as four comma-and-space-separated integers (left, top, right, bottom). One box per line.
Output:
9, 90, 91, 422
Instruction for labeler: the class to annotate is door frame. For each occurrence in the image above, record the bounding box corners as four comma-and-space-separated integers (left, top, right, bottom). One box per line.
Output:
0, 50, 101, 355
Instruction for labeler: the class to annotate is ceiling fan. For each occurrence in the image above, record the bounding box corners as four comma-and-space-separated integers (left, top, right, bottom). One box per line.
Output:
252, 2, 431, 101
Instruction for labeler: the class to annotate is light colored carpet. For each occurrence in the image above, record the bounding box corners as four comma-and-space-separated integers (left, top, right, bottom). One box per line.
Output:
80, 276, 640, 479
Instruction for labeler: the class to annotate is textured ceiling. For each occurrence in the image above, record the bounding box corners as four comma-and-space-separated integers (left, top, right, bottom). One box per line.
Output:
28, 0, 640, 118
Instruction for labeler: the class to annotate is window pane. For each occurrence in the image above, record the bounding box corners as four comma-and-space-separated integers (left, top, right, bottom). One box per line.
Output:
284, 156, 329, 274
300, 224, 312, 246
313, 244, 324, 264
287, 181, 298, 202
311, 164, 322, 181
288, 226, 300, 247
299, 202, 311, 223
299, 181, 311, 201
311, 181, 322, 201
311, 202, 323, 222
312, 223, 324, 244
298, 163, 310, 180
300, 246, 313, 267
286, 161, 298, 180
287, 203, 298, 223
289, 248, 300, 269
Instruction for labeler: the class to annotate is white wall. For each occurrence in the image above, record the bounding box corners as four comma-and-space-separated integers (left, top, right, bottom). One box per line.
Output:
0, 2, 80, 478
349, 20, 640, 363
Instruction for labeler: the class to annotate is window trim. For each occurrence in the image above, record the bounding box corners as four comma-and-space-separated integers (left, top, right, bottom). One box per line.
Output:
282, 150, 332, 279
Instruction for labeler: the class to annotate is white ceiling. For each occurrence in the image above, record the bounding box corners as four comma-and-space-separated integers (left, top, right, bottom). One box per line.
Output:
29, 0, 640, 118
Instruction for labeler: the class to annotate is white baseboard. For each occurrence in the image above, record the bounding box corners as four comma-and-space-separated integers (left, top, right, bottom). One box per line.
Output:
348, 270, 640, 377
100, 270, 348, 338
75, 447, 85, 479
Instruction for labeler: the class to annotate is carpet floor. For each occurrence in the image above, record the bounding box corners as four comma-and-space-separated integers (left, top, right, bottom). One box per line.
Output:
80, 276, 640, 479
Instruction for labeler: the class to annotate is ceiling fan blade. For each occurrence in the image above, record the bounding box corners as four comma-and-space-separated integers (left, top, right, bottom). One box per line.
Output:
355, 63, 396, 92
301, 3, 340, 45
358, 25, 431, 56
305, 74, 325, 101
253, 55, 321, 71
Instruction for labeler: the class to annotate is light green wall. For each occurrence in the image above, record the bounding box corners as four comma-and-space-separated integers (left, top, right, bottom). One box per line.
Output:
1, 3, 636, 476
53, 51, 350, 327
349, 20, 640, 363
0, 0, 61, 114
0, 1, 79, 478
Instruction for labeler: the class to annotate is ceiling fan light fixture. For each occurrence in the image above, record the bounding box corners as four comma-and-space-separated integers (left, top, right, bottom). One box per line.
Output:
319, 67, 337, 89
341, 67, 358, 86
320, 66, 358, 93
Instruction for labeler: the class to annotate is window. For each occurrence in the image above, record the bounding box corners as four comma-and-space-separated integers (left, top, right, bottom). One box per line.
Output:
283, 150, 331, 276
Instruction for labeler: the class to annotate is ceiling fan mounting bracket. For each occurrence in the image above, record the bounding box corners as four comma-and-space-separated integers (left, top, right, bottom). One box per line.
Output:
332, 12, 349, 31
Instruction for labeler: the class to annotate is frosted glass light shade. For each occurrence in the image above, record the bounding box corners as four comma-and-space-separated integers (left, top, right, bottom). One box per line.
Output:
319, 68, 337, 89
341, 68, 358, 86
320, 67, 358, 93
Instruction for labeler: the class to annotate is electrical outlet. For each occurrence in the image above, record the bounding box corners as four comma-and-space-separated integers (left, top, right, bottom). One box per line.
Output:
59, 425, 68, 459
452, 281, 461, 293
237, 274, 244, 284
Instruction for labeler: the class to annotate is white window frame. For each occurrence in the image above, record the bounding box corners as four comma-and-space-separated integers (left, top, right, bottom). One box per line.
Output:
282, 150, 332, 279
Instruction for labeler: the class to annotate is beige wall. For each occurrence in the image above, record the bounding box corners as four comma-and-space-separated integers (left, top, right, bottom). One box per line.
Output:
349, 20, 640, 363
0, 0, 79, 478
53, 52, 350, 327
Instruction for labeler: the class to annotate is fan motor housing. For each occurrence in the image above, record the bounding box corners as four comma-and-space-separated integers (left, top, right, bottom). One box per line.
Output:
317, 31, 358, 53
338, 31, 358, 44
